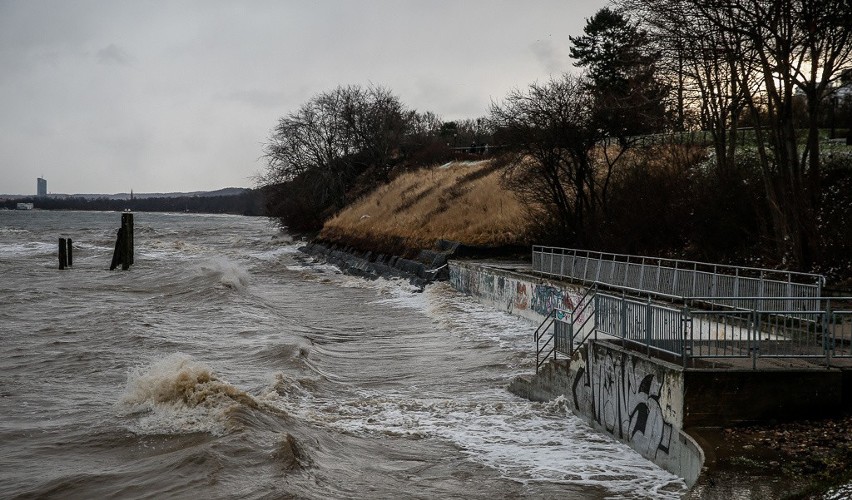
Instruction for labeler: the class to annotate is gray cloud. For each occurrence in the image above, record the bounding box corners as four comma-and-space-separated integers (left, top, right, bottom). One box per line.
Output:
531, 38, 570, 75
0, 0, 606, 196
96, 43, 132, 65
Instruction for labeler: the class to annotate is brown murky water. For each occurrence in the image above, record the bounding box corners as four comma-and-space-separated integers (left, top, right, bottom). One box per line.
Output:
1, 211, 686, 499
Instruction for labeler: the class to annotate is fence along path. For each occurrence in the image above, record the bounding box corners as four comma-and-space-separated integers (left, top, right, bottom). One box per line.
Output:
532, 246, 824, 312
530, 246, 852, 369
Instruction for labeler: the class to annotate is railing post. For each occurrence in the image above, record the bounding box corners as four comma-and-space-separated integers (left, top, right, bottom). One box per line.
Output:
610, 254, 618, 284
824, 299, 833, 368
733, 268, 740, 308
655, 260, 662, 293
682, 305, 690, 369
568, 317, 574, 356
752, 310, 760, 370
672, 260, 679, 296
586, 253, 603, 282
535, 322, 539, 373
711, 265, 718, 299
786, 273, 793, 311
549, 248, 555, 276
691, 262, 698, 297
621, 293, 627, 340
646, 296, 653, 356
639, 257, 646, 290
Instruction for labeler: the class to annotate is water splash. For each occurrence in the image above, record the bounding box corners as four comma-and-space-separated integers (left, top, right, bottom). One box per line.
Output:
196, 257, 250, 290
119, 353, 260, 436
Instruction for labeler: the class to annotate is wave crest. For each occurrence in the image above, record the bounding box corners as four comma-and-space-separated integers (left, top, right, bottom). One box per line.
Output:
119, 353, 259, 435
198, 258, 250, 290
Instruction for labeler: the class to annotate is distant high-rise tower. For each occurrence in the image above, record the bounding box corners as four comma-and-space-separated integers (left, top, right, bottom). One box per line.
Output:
37, 177, 47, 197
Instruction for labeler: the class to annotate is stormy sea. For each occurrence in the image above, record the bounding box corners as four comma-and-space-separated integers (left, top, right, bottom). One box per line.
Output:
0, 210, 686, 499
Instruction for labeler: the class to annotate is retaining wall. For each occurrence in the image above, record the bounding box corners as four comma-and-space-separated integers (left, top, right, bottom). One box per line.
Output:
509, 343, 704, 486
450, 260, 704, 486
449, 260, 586, 325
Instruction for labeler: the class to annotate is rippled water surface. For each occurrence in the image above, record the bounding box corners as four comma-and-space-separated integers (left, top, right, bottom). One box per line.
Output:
0, 211, 686, 499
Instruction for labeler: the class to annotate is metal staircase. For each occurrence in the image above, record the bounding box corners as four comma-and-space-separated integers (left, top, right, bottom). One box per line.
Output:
534, 285, 597, 373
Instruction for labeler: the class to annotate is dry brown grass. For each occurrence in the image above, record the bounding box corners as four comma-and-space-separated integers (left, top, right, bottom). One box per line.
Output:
320, 160, 532, 252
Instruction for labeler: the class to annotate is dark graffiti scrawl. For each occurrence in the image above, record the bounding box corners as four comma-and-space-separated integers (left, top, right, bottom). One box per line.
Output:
572, 348, 674, 458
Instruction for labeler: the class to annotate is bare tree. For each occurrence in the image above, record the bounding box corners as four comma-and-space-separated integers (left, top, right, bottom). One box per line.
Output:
261, 84, 412, 231
490, 74, 621, 245
623, 0, 852, 268
619, 0, 751, 177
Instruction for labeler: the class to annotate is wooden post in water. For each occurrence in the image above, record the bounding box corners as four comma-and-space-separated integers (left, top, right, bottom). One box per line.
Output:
110, 228, 124, 270
58, 237, 67, 270
66, 238, 73, 267
110, 212, 135, 270
123, 212, 134, 268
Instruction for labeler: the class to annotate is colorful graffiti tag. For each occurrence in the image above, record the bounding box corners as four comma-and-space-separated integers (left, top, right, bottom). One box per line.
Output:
530, 284, 576, 316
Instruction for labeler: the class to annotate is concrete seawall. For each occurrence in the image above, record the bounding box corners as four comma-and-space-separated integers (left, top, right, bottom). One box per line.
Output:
450, 260, 705, 486
449, 260, 586, 325
508, 345, 705, 486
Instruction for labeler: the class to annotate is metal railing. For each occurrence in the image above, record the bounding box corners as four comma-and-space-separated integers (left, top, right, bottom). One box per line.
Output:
534, 285, 597, 373
532, 246, 824, 313
595, 293, 685, 357
592, 292, 852, 368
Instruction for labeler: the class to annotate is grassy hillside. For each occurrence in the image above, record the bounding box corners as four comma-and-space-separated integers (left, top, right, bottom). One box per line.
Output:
319, 160, 532, 254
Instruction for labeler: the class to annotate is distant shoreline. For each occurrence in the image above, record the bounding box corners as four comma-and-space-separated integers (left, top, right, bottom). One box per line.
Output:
0, 188, 265, 216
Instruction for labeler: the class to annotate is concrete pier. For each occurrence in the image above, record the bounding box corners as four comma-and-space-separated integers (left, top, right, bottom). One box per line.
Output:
449, 259, 851, 488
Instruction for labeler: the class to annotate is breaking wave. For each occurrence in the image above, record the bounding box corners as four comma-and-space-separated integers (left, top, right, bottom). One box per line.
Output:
196, 257, 250, 290
119, 354, 263, 436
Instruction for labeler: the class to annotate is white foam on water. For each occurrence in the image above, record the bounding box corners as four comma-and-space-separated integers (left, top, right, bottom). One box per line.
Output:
267, 278, 685, 498
279, 388, 685, 499
248, 245, 301, 261
195, 257, 251, 290
421, 283, 537, 351
118, 353, 260, 436
137, 239, 205, 261
0, 241, 56, 257
364, 277, 428, 308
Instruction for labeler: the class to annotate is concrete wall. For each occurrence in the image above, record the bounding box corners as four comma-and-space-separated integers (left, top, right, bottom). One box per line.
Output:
449, 261, 586, 325
509, 343, 704, 487
451, 261, 704, 485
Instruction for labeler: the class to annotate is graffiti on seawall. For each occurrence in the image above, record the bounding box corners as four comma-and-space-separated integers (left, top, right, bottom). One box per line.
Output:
450, 264, 586, 318
514, 283, 528, 310
571, 348, 675, 459
530, 284, 577, 316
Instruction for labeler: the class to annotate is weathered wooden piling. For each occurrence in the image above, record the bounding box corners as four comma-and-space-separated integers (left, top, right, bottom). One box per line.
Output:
110, 228, 123, 270
59, 237, 67, 270
123, 213, 134, 267
110, 212, 134, 271
66, 238, 73, 267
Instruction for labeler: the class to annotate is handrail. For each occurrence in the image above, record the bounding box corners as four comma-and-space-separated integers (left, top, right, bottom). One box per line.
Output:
531, 276, 852, 370
532, 245, 824, 284
531, 246, 825, 316
534, 312, 556, 373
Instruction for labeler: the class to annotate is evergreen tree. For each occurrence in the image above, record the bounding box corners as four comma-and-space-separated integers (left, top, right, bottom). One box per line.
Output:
570, 8, 668, 140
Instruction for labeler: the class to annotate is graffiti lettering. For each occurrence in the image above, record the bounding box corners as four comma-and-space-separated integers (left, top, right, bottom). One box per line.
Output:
572, 347, 674, 458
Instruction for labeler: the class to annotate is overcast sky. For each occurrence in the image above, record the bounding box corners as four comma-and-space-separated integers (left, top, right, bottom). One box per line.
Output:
1, 0, 606, 195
